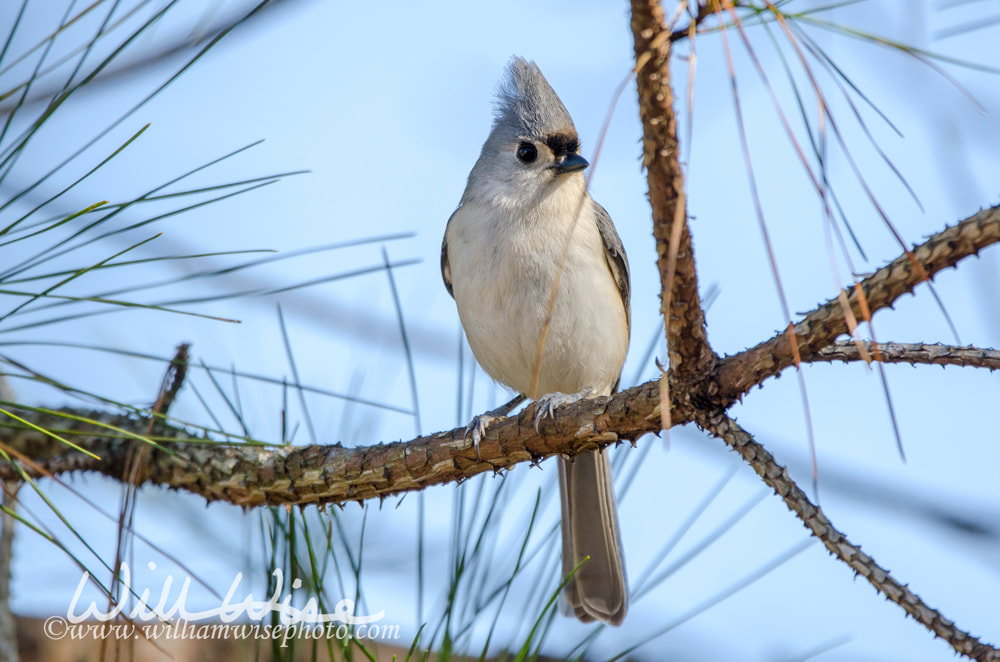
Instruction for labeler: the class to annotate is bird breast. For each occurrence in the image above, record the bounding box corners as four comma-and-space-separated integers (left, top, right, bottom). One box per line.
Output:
447, 187, 628, 398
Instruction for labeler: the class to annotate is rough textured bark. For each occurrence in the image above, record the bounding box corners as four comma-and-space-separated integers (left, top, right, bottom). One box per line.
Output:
814, 340, 1000, 371
630, 0, 716, 386
0, 381, 676, 507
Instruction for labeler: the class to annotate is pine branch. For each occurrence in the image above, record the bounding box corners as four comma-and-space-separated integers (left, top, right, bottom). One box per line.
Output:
0, 380, 673, 506
5, 205, 1000, 507
697, 410, 1000, 662
714, 205, 1000, 404
630, 0, 717, 386
814, 340, 1000, 371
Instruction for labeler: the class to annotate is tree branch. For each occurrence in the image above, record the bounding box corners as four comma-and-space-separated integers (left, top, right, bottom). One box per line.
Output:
697, 410, 1000, 662
813, 340, 1000, 371
6, 204, 1000, 507
713, 205, 1000, 404
630, 0, 717, 385
0, 380, 676, 506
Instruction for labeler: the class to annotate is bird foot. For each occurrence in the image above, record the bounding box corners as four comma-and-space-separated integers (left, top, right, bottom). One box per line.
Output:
533, 387, 595, 432
465, 413, 498, 461
464, 395, 526, 461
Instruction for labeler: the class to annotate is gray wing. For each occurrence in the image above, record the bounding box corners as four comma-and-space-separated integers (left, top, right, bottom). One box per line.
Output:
441, 209, 457, 299
593, 202, 630, 336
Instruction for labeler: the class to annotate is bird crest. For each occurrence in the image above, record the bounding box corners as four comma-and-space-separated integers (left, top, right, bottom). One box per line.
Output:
492, 56, 577, 142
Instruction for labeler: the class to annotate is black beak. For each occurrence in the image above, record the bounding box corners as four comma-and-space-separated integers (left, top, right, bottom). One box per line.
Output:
551, 153, 589, 175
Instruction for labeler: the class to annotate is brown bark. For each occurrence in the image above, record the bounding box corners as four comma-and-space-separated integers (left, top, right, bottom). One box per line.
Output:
630, 0, 716, 387
814, 340, 1000, 371
0, 381, 674, 507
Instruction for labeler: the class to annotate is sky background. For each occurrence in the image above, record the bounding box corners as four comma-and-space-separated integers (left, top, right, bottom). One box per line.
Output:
3, 1, 1000, 660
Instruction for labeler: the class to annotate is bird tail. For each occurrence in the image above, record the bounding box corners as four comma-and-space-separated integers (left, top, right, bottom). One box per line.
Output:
558, 449, 628, 625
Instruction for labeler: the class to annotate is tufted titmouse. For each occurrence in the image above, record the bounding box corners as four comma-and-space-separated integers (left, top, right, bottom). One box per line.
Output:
441, 57, 630, 625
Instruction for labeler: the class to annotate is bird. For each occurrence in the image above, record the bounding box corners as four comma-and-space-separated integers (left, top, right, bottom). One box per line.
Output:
440, 56, 630, 625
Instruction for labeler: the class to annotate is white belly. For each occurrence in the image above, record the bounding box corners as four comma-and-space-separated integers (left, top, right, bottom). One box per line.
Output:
446, 196, 628, 398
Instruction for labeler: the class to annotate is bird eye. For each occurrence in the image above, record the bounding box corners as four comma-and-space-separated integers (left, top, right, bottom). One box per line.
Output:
516, 142, 538, 164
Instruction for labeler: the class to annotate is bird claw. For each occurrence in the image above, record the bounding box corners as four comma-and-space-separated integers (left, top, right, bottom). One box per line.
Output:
462, 396, 526, 462
533, 388, 594, 432
465, 414, 496, 461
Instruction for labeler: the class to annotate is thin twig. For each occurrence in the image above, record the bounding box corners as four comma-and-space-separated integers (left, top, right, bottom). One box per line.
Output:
697, 410, 999, 662
814, 340, 1000, 371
